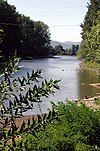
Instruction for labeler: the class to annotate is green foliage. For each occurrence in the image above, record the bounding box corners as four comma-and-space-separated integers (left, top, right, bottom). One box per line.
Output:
33, 21, 51, 56
81, 0, 100, 38
0, 54, 60, 150
54, 44, 65, 55
23, 101, 100, 150
77, 39, 89, 59
54, 44, 79, 56
70, 44, 79, 55
78, 0, 100, 66
0, 0, 51, 58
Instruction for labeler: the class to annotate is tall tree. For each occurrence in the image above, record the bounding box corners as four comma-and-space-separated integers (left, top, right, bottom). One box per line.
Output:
81, 0, 100, 38
78, 0, 100, 63
17, 15, 35, 57
0, 0, 21, 57
33, 21, 51, 57
0, 0, 52, 58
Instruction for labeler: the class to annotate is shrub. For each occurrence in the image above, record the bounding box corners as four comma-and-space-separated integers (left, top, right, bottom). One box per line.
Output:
26, 101, 100, 150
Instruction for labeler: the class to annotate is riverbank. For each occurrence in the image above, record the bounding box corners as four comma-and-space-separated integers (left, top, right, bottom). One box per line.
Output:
12, 95, 100, 127
75, 95, 100, 110
1, 96, 100, 128
79, 62, 100, 73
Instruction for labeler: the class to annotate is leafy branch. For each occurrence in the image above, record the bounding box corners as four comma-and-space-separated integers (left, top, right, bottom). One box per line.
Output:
0, 54, 60, 150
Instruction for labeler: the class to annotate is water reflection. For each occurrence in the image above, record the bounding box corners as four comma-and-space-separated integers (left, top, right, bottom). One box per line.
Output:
77, 69, 100, 98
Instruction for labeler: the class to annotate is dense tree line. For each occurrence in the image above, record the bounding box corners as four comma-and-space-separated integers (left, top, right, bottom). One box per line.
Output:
78, 0, 100, 64
0, 0, 52, 59
54, 44, 79, 55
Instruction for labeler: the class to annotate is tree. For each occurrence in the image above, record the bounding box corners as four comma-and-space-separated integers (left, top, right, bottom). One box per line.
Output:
70, 44, 76, 55
54, 44, 65, 55
17, 15, 35, 57
78, 0, 100, 63
77, 39, 88, 59
0, 0, 52, 58
0, 0, 21, 57
66, 45, 79, 56
32, 21, 51, 57
86, 18, 100, 63
81, 0, 100, 38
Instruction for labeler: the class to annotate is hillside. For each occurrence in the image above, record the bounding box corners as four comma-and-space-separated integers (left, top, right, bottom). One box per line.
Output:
51, 40, 80, 49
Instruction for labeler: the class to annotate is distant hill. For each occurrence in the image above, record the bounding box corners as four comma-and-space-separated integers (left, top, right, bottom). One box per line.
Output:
51, 40, 80, 49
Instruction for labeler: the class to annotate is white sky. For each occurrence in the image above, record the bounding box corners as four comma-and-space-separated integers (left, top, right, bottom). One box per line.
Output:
7, 0, 88, 42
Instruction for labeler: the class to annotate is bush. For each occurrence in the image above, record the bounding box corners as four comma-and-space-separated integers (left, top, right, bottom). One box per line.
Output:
26, 101, 100, 150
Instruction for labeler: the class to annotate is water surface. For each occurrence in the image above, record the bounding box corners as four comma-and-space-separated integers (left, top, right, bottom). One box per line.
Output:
13, 55, 100, 114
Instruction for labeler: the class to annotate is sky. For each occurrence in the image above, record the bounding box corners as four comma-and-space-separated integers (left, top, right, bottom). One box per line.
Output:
7, 0, 88, 42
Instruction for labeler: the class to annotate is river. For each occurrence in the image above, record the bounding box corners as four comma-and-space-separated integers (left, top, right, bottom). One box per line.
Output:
13, 55, 100, 114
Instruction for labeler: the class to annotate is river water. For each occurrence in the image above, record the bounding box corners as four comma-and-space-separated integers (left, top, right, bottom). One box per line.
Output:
13, 55, 100, 114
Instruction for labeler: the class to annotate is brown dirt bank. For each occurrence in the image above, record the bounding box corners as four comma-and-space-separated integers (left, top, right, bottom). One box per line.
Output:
75, 95, 100, 110
0, 114, 45, 128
